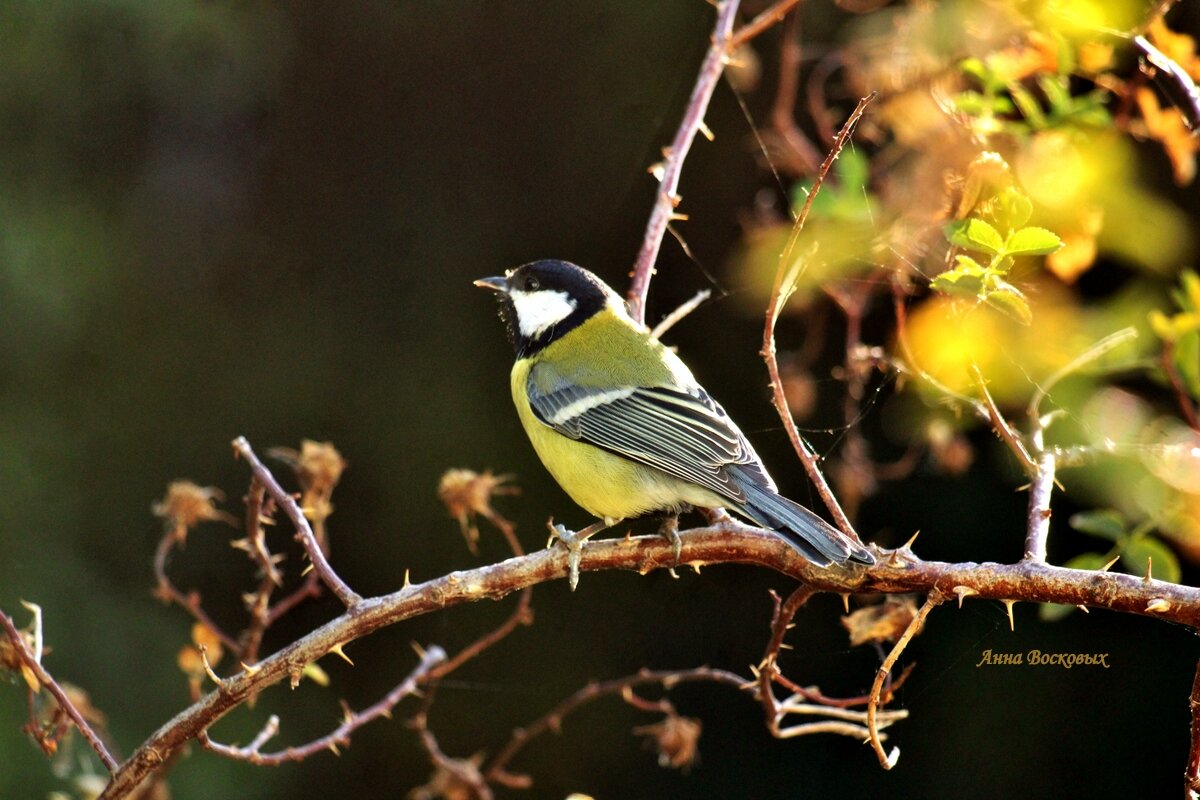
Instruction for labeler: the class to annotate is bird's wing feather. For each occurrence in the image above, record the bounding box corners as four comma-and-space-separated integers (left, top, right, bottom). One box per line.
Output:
527, 369, 772, 503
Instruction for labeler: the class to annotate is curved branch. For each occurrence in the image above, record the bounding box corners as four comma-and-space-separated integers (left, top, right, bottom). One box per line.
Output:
99, 520, 1200, 798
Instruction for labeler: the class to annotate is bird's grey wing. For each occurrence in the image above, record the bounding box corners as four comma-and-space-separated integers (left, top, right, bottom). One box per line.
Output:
526, 368, 771, 503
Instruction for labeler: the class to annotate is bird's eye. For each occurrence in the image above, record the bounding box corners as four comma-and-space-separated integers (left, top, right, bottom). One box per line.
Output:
526, 277, 541, 291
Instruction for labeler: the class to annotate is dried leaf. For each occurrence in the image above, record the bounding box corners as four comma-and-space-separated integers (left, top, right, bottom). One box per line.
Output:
842, 598, 920, 646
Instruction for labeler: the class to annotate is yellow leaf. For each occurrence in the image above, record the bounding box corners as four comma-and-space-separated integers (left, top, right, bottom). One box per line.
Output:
20, 663, 39, 694
191, 623, 224, 666
301, 662, 330, 686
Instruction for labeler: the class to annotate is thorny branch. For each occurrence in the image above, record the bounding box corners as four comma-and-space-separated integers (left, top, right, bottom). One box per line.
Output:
1187, 657, 1200, 797
0, 609, 119, 773
484, 666, 747, 788
626, 0, 741, 325
728, 0, 805, 52
152, 527, 241, 655
866, 590, 941, 768
761, 92, 876, 541
232, 436, 362, 610
95, 493, 1200, 798
199, 645, 447, 766
196, 467, 532, 777
754, 588, 906, 742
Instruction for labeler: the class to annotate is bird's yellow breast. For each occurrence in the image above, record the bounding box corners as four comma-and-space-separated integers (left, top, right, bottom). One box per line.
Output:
510, 356, 726, 522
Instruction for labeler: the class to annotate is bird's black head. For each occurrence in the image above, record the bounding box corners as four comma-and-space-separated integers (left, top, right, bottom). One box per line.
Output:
474, 260, 621, 357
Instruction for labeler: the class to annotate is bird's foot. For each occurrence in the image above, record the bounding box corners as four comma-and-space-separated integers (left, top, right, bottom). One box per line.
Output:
546, 519, 612, 591
658, 515, 682, 575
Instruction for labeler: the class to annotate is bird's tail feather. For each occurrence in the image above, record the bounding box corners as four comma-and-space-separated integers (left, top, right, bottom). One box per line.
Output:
730, 469, 874, 566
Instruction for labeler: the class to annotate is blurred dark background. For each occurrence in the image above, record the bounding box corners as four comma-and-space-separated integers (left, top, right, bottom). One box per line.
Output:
2, 1, 1199, 798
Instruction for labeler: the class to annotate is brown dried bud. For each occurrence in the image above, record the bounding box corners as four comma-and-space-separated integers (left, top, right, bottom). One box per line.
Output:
152, 481, 236, 542
634, 712, 702, 772
437, 469, 517, 554
294, 440, 347, 495
407, 753, 487, 800
842, 597, 921, 647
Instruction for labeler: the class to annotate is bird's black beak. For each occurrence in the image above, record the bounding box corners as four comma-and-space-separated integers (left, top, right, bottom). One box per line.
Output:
473, 276, 508, 293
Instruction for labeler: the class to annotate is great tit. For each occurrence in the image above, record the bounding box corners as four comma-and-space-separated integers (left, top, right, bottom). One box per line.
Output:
475, 259, 874, 588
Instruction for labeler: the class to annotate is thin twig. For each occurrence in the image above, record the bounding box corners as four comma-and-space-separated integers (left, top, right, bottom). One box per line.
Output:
626, 0, 741, 325
827, 277, 886, 520
484, 666, 747, 787
775, 662, 916, 708
768, 4, 823, 175
971, 365, 1037, 476
1, 610, 119, 773
867, 590, 942, 769
650, 288, 713, 340
412, 705, 493, 800
1186, 657, 1200, 796
1162, 340, 1200, 431
1027, 327, 1138, 422
232, 437, 362, 609
757, 586, 816, 733
728, 0, 805, 51
427, 509, 532, 680
201, 645, 446, 765
1024, 450, 1056, 563
239, 479, 279, 666
761, 93, 876, 541
151, 533, 241, 654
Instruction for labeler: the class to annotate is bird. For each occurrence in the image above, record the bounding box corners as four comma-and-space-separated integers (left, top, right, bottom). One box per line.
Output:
475, 259, 874, 588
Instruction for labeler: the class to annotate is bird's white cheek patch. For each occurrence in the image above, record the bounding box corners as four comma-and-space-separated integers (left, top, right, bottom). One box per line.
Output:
510, 289, 577, 338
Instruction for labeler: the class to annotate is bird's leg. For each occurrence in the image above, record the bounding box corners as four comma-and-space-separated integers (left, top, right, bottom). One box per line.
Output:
699, 506, 734, 526
546, 518, 616, 591
658, 513, 682, 568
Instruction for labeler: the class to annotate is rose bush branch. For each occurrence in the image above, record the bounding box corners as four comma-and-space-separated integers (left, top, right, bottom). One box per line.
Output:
199, 645, 446, 766
484, 666, 747, 788
761, 93, 875, 541
866, 590, 942, 768
0, 608, 118, 773
232, 437, 362, 610
96, 504, 1200, 798
626, 0, 741, 325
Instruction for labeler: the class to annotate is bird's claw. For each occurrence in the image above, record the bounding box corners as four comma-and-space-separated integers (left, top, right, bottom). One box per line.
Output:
547, 522, 586, 591
659, 516, 682, 571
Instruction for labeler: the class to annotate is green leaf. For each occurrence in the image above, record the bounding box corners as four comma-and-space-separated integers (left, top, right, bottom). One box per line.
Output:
1064, 552, 1116, 571
1121, 537, 1181, 584
946, 218, 1005, 255
982, 278, 1032, 325
1038, 602, 1076, 622
1037, 74, 1071, 113
1069, 510, 1127, 542
1006, 226, 1064, 256
994, 187, 1032, 231
836, 147, 869, 193
1176, 330, 1200, 399
1009, 84, 1046, 128
1182, 270, 1200, 310
931, 256, 987, 297
960, 57, 990, 83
